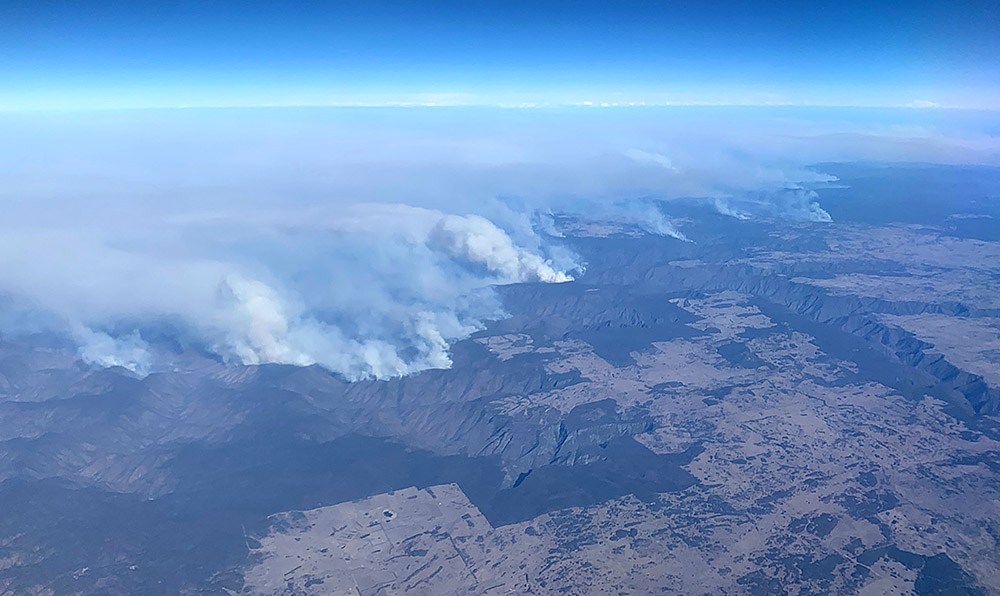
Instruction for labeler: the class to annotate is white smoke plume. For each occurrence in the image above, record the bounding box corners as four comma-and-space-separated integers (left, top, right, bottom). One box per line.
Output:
430, 214, 574, 283
0, 202, 572, 380
196, 212, 575, 380
217, 274, 314, 368
73, 327, 152, 376
713, 188, 833, 222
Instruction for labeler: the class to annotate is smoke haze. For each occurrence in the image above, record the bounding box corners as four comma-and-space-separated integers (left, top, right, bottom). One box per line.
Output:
1, 106, 997, 378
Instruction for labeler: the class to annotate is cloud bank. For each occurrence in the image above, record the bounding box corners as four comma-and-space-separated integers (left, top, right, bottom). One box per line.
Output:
0, 106, 996, 378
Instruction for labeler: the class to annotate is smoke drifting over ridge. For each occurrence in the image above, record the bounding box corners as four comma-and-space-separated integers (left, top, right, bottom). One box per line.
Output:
0, 203, 576, 379
0, 106, 996, 378
209, 210, 575, 379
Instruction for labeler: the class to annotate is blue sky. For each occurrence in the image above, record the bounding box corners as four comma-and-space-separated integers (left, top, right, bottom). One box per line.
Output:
2, 0, 998, 110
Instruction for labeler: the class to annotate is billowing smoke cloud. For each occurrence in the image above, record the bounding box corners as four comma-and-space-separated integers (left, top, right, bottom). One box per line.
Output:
197, 211, 576, 379
0, 106, 996, 377
74, 327, 153, 376
0, 204, 574, 379
430, 214, 573, 283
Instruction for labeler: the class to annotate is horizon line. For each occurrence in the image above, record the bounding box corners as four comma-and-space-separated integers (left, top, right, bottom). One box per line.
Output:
2, 100, 997, 114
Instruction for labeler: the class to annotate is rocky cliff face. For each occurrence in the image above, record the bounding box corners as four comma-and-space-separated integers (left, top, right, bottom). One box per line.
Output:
577, 237, 1000, 417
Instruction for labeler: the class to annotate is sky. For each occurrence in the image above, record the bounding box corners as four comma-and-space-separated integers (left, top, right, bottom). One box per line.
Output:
2, 0, 999, 110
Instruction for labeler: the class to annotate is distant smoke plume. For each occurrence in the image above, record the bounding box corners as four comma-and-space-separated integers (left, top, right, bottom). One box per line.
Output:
74, 327, 152, 376
713, 188, 833, 222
